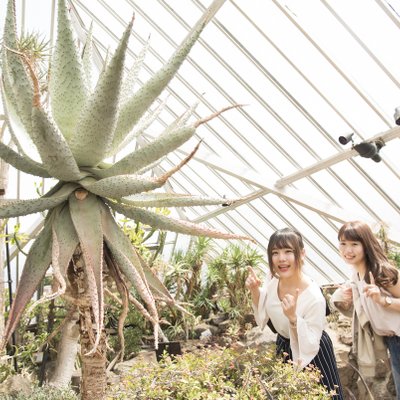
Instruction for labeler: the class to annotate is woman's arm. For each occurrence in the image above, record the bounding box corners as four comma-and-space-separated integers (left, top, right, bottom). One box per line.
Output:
365, 271, 400, 311
245, 266, 261, 306
330, 284, 354, 317
289, 293, 326, 369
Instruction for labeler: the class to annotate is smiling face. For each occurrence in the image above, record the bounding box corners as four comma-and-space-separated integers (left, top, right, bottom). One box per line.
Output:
267, 228, 305, 278
338, 239, 366, 272
271, 247, 304, 279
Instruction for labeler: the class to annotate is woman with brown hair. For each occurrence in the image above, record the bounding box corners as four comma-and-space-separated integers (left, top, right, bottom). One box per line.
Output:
331, 220, 400, 399
246, 227, 344, 399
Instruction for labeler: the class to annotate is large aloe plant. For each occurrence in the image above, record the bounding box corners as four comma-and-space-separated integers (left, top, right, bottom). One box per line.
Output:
0, 0, 251, 396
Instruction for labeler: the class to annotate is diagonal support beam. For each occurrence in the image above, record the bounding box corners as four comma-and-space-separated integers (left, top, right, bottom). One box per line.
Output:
275, 126, 400, 188
173, 141, 400, 245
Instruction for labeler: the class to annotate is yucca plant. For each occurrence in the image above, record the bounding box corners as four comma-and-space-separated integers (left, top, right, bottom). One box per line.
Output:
0, 0, 251, 398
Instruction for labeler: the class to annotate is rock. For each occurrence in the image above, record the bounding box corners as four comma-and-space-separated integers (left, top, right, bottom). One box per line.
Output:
216, 320, 231, 333
209, 313, 229, 326
245, 326, 276, 346
200, 329, 212, 341
113, 350, 157, 374
193, 323, 219, 338
0, 374, 32, 396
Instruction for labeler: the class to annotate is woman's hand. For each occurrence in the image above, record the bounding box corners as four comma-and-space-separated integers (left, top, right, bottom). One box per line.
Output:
281, 289, 299, 325
364, 271, 386, 306
245, 266, 261, 306
245, 266, 261, 290
341, 283, 353, 305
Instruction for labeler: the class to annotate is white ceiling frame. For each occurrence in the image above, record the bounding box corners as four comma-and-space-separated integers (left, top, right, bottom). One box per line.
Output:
275, 125, 400, 187
172, 132, 400, 244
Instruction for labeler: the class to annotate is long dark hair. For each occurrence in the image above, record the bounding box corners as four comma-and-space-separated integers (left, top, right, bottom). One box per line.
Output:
338, 221, 398, 287
267, 227, 304, 278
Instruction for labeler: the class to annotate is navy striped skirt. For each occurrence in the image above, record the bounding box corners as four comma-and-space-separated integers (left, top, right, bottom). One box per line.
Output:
276, 331, 344, 399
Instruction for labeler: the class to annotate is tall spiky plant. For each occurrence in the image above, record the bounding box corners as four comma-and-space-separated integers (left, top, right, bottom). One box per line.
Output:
0, 0, 251, 398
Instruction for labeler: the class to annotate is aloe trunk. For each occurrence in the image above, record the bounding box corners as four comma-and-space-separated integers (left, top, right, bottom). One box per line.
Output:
48, 310, 80, 387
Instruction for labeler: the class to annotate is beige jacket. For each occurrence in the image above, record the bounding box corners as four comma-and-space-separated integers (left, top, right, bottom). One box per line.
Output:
330, 283, 388, 377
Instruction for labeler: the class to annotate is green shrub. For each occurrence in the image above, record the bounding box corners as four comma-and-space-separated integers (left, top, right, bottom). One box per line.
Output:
107, 345, 332, 399
3, 385, 78, 400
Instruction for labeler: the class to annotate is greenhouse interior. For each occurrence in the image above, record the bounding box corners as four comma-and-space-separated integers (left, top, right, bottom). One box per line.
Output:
1, 0, 400, 399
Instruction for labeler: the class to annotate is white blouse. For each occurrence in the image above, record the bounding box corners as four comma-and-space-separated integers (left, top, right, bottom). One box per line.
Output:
346, 273, 400, 336
253, 276, 327, 368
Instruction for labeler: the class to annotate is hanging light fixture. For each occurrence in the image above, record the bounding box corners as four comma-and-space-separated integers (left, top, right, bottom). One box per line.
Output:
338, 134, 385, 163
353, 139, 384, 163
394, 107, 400, 126
338, 133, 354, 145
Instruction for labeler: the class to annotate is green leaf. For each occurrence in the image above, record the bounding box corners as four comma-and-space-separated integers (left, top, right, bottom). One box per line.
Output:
98, 125, 195, 178
69, 191, 104, 352
0, 183, 78, 218
2, 217, 53, 348
120, 192, 236, 207
82, 22, 95, 93
2, 0, 34, 136
53, 204, 79, 276
70, 17, 133, 166
110, 15, 206, 152
106, 201, 253, 241
119, 35, 150, 105
49, 0, 88, 140
0, 141, 50, 178
101, 206, 158, 322
100, 201, 170, 299
113, 95, 169, 155
31, 106, 83, 181
81, 174, 166, 198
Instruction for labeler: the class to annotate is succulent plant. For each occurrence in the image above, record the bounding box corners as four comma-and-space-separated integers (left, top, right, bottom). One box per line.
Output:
0, 0, 251, 355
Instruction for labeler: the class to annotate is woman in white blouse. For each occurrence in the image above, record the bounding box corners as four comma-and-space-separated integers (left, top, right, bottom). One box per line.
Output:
332, 220, 400, 399
246, 227, 344, 399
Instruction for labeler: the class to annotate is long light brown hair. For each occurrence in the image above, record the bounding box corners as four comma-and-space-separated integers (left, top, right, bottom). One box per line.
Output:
338, 220, 398, 287
267, 228, 304, 278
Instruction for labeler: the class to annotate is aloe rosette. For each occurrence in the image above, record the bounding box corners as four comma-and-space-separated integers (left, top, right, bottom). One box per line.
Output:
0, 0, 251, 353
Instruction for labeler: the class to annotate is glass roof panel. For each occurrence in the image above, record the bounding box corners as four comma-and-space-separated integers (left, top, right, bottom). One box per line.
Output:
2, 0, 400, 285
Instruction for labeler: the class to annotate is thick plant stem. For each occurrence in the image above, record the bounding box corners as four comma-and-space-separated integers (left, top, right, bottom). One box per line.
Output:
80, 330, 107, 400
71, 245, 107, 400
48, 308, 80, 387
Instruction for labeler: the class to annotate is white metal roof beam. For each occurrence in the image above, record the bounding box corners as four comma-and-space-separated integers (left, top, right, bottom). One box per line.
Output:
322, 0, 400, 90
275, 126, 400, 188
273, 0, 392, 127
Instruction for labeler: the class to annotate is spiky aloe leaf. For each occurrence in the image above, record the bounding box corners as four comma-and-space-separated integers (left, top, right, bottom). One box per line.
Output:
0, 141, 50, 178
81, 174, 170, 198
82, 22, 95, 93
49, 0, 88, 140
2, 0, 34, 135
1, 84, 33, 157
70, 17, 133, 166
0, 183, 78, 218
31, 106, 83, 181
115, 95, 169, 154
120, 192, 235, 208
53, 204, 79, 276
135, 250, 175, 302
100, 201, 171, 299
106, 201, 253, 241
119, 35, 150, 105
109, 14, 206, 154
69, 191, 104, 353
82, 146, 197, 197
2, 217, 53, 348
100, 125, 195, 178
106, 237, 160, 347
100, 104, 240, 178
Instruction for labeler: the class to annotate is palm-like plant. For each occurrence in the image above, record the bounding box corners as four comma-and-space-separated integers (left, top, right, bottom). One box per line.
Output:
0, 0, 251, 397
